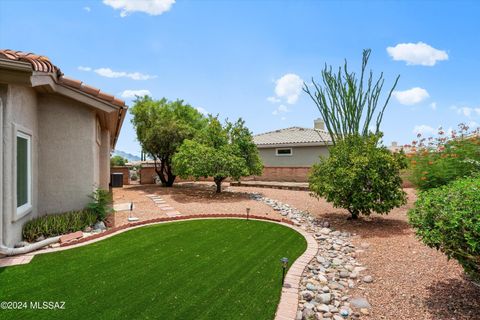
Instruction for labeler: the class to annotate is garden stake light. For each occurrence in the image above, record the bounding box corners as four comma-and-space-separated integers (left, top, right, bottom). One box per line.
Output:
281, 257, 288, 285
127, 202, 139, 222
246, 207, 250, 220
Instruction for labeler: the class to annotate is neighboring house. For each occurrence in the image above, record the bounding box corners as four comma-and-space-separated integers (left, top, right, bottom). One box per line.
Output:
0, 50, 126, 247
252, 119, 332, 182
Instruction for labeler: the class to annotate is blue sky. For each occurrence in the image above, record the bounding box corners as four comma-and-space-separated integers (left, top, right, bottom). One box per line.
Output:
1, 0, 479, 155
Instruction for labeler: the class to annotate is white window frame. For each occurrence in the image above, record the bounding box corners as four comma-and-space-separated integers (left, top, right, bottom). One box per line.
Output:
14, 128, 32, 219
275, 148, 293, 157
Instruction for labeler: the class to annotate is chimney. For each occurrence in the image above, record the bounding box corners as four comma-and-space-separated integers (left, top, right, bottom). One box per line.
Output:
314, 118, 325, 130
391, 141, 398, 147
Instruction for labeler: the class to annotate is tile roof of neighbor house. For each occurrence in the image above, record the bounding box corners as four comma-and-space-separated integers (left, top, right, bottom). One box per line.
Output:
253, 127, 332, 146
0, 49, 125, 107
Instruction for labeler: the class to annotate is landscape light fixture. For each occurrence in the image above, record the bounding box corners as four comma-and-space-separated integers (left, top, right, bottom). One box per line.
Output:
128, 202, 139, 222
246, 207, 250, 220
280, 257, 289, 285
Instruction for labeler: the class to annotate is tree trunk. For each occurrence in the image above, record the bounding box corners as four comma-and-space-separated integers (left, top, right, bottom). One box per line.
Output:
214, 177, 224, 193
154, 157, 175, 187
348, 209, 359, 220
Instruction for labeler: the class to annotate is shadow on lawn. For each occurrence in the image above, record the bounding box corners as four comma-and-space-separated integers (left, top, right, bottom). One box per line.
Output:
423, 277, 480, 319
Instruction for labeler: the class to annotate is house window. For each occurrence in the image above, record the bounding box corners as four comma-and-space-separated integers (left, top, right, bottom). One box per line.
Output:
276, 148, 292, 156
16, 131, 32, 215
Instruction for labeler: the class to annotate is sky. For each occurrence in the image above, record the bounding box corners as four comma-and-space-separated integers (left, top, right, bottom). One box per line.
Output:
1, 0, 479, 156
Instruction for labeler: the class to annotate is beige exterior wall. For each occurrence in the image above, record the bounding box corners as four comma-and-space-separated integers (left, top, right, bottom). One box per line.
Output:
258, 145, 329, 167
37, 94, 98, 215
1, 84, 113, 247
1, 84, 39, 247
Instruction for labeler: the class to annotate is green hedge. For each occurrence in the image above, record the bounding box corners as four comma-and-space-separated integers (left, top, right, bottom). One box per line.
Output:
22, 210, 97, 242
408, 177, 480, 281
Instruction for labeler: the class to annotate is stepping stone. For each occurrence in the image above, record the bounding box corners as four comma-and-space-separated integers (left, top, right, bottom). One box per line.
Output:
165, 211, 182, 217
157, 204, 170, 208
145, 194, 156, 198
160, 207, 175, 211
113, 202, 132, 211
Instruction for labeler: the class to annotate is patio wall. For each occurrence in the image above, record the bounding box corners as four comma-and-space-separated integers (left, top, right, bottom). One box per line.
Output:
111, 166, 130, 185
249, 167, 312, 182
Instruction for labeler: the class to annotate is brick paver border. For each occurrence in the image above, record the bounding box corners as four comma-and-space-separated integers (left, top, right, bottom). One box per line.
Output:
1, 214, 318, 320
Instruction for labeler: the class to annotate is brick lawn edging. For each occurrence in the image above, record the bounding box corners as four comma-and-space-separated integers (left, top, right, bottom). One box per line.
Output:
61, 214, 293, 247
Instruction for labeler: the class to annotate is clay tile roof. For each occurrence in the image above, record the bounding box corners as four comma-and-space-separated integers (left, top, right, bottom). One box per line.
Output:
0, 49, 60, 74
254, 127, 332, 146
0, 49, 125, 107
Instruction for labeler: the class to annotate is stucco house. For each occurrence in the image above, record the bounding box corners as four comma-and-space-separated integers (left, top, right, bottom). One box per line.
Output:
0, 50, 126, 247
252, 119, 332, 182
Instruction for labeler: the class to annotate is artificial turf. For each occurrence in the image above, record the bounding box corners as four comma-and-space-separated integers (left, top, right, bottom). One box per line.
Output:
0, 219, 307, 320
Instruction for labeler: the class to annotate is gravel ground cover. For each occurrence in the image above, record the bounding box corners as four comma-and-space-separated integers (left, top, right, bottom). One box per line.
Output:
113, 183, 480, 319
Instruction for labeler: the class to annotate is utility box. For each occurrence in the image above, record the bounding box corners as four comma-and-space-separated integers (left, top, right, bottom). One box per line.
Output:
111, 173, 124, 188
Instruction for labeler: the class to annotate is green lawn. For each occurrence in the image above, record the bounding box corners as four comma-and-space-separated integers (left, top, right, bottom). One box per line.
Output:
0, 219, 306, 320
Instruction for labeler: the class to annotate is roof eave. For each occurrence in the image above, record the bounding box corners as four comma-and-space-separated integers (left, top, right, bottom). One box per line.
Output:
255, 141, 332, 148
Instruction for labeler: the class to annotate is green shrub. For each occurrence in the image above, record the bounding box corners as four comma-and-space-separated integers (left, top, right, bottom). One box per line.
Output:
87, 189, 113, 221
309, 134, 407, 219
408, 177, 480, 282
110, 155, 127, 167
408, 124, 480, 190
130, 173, 138, 181
22, 210, 97, 242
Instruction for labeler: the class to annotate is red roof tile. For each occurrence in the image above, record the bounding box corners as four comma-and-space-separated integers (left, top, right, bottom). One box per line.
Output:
0, 49, 125, 107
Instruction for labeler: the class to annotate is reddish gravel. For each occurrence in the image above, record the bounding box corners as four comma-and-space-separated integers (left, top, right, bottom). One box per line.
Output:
113, 183, 480, 319
232, 186, 480, 320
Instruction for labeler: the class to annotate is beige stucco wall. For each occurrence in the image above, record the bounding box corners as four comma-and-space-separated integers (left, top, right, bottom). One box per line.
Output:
258, 145, 329, 167
37, 94, 98, 216
99, 129, 111, 189
1, 78, 116, 247
1, 84, 39, 247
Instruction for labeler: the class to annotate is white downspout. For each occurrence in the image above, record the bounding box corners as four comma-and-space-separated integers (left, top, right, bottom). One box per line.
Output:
0, 236, 61, 256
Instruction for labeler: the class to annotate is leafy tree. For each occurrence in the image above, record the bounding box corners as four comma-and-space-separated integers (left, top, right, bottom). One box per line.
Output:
110, 155, 127, 167
173, 116, 262, 193
303, 49, 399, 145
130, 96, 206, 187
309, 134, 407, 219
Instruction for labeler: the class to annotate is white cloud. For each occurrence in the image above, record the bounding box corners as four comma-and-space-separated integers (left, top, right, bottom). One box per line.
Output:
281, 117, 286, 121
271, 73, 303, 105
94, 68, 157, 80
120, 89, 151, 99
103, 0, 175, 17
413, 125, 436, 135
196, 107, 208, 115
392, 87, 429, 105
387, 42, 448, 66
267, 96, 281, 103
451, 106, 480, 117
272, 104, 289, 116
430, 102, 437, 110
78, 66, 92, 71
275, 74, 303, 104
84, 6, 91, 12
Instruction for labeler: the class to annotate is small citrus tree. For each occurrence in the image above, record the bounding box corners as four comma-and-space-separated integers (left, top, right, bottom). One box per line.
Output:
173, 116, 262, 193
309, 134, 407, 219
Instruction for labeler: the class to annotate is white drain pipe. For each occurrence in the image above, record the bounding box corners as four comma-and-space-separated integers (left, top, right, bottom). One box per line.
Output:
0, 236, 60, 256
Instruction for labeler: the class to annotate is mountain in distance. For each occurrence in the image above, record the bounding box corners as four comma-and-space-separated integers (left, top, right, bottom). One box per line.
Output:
112, 150, 141, 162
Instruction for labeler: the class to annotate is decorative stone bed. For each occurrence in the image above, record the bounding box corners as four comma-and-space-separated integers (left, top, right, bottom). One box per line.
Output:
250, 192, 372, 320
